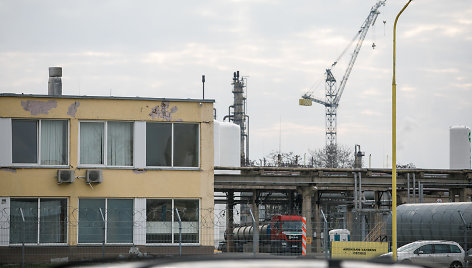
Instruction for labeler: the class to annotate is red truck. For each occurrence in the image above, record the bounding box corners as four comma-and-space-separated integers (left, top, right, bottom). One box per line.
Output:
226, 215, 304, 254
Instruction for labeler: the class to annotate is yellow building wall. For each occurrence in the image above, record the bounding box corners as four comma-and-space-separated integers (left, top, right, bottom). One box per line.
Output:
0, 95, 214, 246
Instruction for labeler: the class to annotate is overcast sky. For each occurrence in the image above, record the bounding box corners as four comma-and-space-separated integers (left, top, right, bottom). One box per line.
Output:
1, 0, 471, 169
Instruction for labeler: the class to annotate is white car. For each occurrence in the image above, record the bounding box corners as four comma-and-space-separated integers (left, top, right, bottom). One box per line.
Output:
383, 240, 465, 268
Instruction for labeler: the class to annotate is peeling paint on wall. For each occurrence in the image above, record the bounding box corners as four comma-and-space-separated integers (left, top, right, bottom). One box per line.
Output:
133, 169, 146, 174
21, 100, 57, 115
149, 101, 178, 121
67, 101, 80, 117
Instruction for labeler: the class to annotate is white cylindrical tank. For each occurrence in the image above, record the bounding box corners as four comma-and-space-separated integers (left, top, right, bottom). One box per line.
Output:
214, 120, 240, 172
214, 121, 241, 247
450, 126, 471, 169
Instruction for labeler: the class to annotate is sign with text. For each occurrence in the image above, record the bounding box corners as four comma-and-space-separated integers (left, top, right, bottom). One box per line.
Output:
331, 241, 388, 259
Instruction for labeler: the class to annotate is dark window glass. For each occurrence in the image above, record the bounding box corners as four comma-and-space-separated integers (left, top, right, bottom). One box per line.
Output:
10, 199, 38, 243
146, 123, 172, 166
418, 244, 433, 254
434, 244, 450, 253
39, 199, 67, 243
174, 199, 199, 243
450, 245, 461, 253
78, 199, 105, 243
107, 199, 133, 243
173, 124, 199, 167
146, 199, 172, 243
12, 120, 38, 163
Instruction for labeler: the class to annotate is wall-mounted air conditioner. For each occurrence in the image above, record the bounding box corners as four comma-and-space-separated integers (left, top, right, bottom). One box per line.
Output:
57, 170, 75, 183
86, 170, 103, 183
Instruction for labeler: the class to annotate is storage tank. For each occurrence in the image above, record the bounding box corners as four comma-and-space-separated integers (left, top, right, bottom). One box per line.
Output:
450, 126, 471, 169
214, 120, 241, 247
387, 202, 472, 248
214, 120, 240, 173
231, 224, 270, 242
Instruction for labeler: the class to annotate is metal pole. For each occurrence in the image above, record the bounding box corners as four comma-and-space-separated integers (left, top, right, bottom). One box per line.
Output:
354, 172, 358, 210
249, 208, 258, 256
407, 173, 410, 203
20, 208, 25, 268
358, 172, 362, 210
175, 208, 182, 256
392, 0, 412, 260
202, 75, 205, 99
99, 208, 105, 258
320, 209, 329, 259
419, 182, 423, 203
413, 173, 416, 203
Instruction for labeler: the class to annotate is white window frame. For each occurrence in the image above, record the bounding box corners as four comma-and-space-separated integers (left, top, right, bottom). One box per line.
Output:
78, 121, 134, 168
145, 122, 200, 169
10, 119, 70, 167
8, 197, 69, 246
145, 198, 200, 246
77, 198, 134, 245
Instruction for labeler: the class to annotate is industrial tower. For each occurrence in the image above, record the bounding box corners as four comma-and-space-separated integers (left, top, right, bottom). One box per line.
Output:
224, 71, 250, 166
300, 0, 386, 148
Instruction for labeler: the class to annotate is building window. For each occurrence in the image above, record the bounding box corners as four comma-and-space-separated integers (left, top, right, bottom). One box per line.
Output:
12, 119, 68, 165
146, 123, 199, 168
146, 199, 172, 243
79, 121, 133, 166
9, 198, 67, 244
146, 199, 199, 244
78, 198, 133, 244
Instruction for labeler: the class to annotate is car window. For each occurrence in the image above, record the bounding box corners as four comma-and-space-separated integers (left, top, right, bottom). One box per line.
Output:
398, 243, 419, 252
434, 244, 450, 254
415, 244, 433, 254
450, 245, 461, 253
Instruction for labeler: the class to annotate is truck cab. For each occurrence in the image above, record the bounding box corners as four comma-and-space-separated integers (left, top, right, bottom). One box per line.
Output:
270, 215, 303, 253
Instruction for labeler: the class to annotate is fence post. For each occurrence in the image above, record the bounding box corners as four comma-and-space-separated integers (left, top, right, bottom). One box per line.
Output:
19, 208, 25, 268
99, 208, 105, 258
175, 208, 182, 256
249, 208, 258, 256
320, 209, 328, 259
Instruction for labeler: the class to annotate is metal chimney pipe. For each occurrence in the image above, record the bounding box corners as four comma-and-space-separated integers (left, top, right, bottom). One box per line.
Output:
48, 67, 62, 95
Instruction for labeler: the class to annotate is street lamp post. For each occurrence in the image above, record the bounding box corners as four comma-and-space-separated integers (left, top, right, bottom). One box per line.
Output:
392, 0, 412, 261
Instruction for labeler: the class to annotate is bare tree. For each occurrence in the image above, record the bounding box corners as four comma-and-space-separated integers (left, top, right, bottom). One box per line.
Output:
252, 151, 301, 167
308, 144, 354, 168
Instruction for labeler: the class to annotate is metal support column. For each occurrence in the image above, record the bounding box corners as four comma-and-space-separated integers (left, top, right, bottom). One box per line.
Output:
226, 191, 235, 252
299, 186, 315, 255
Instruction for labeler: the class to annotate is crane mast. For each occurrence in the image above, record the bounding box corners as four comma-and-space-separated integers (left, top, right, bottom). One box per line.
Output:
300, 0, 386, 149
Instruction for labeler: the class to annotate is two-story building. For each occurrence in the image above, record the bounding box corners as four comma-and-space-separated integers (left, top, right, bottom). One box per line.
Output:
0, 68, 215, 263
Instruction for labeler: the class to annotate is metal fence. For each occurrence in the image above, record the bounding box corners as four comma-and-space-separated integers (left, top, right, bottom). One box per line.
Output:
1, 205, 471, 267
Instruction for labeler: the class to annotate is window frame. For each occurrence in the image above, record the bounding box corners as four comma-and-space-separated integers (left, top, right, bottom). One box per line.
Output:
145, 198, 200, 245
9, 197, 68, 246
11, 119, 70, 167
77, 198, 134, 245
145, 122, 200, 169
78, 121, 134, 168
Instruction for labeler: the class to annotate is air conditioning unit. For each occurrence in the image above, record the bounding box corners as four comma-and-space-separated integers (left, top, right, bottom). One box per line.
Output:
57, 170, 75, 183
86, 170, 103, 183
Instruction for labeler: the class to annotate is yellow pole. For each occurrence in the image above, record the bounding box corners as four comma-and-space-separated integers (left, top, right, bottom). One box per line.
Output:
392, 0, 412, 261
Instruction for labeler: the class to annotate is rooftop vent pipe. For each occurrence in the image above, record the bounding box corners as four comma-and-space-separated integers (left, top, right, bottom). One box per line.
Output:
48, 67, 62, 95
